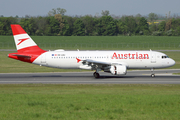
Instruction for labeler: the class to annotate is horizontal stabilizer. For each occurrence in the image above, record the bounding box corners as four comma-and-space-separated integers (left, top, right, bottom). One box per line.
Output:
11, 54, 31, 58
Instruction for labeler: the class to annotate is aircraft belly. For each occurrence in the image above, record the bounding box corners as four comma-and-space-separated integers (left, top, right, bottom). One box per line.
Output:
33, 55, 79, 69
47, 59, 79, 69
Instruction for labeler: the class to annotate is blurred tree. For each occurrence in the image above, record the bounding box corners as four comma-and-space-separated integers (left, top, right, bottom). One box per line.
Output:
25, 15, 31, 18
116, 20, 128, 35
123, 16, 137, 34
57, 8, 67, 16
135, 13, 142, 18
101, 10, 110, 16
165, 19, 172, 31
46, 16, 59, 35
35, 17, 48, 35
171, 18, 180, 30
48, 8, 67, 16
55, 14, 64, 35
0, 21, 4, 35
0, 17, 18, 35
73, 19, 85, 36
61, 19, 71, 36
81, 15, 95, 35
150, 24, 157, 32
138, 17, 149, 32
176, 26, 180, 35
63, 16, 76, 35
48, 9, 56, 16
148, 13, 158, 22
158, 21, 166, 31
96, 16, 116, 36
135, 14, 142, 25
19, 17, 36, 35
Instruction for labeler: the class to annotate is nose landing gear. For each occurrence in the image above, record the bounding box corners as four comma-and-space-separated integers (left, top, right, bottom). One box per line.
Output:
151, 68, 155, 78
151, 74, 155, 78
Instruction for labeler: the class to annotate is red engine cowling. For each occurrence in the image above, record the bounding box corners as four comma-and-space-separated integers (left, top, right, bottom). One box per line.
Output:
110, 65, 127, 75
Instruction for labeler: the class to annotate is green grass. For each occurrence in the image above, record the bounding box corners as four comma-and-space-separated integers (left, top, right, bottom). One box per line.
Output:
0, 84, 180, 120
0, 36, 180, 50
174, 73, 180, 75
1, 36, 180, 44
0, 51, 180, 73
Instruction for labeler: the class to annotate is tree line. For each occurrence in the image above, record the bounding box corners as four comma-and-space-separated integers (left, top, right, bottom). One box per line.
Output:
0, 9, 180, 36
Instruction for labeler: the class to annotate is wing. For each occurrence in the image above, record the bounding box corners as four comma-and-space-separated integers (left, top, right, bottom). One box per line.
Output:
83, 59, 111, 66
78, 59, 110, 70
79, 59, 123, 70
77, 58, 127, 70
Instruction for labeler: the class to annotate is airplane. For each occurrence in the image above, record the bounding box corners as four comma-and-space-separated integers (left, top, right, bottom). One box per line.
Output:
8, 24, 175, 78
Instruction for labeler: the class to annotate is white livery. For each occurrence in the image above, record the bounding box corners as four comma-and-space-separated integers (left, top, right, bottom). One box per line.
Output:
9, 25, 175, 78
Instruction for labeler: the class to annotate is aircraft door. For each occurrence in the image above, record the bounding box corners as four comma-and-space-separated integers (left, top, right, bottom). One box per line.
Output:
41, 53, 46, 65
107, 55, 110, 61
151, 53, 156, 63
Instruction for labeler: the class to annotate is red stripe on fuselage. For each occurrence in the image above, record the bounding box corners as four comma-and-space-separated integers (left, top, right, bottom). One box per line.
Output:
8, 46, 46, 63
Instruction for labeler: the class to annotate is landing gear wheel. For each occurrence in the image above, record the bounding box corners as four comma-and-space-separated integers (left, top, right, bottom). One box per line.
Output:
93, 72, 100, 78
151, 74, 155, 78
150, 68, 155, 78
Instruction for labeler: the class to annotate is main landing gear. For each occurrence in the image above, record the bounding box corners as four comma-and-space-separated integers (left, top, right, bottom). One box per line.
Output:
151, 68, 155, 78
93, 69, 101, 78
93, 72, 100, 78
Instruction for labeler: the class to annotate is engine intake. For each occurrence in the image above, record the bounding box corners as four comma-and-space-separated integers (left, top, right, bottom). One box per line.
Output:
110, 65, 127, 75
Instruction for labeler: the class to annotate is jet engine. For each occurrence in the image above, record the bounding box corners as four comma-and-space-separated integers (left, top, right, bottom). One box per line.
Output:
110, 65, 127, 75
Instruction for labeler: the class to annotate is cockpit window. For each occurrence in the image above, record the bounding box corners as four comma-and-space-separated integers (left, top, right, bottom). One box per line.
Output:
162, 56, 169, 59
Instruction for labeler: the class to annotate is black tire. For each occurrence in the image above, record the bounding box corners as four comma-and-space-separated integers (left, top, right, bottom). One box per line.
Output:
151, 74, 155, 78
93, 72, 100, 78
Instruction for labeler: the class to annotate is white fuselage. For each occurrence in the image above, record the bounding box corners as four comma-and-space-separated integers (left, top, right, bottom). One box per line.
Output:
9, 25, 176, 78
33, 50, 175, 70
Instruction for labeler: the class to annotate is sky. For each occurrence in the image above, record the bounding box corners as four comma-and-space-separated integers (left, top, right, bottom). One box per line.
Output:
0, 0, 180, 17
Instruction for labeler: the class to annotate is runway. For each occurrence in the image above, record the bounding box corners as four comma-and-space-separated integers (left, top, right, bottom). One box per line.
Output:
0, 69, 180, 84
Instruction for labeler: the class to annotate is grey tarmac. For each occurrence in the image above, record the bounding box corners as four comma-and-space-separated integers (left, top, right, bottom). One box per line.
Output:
0, 69, 180, 84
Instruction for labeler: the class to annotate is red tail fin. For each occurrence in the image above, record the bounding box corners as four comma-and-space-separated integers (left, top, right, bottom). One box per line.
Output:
9, 24, 46, 63
11, 24, 45, 53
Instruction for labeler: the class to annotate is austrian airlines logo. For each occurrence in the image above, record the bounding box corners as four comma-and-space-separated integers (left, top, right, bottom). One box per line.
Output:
112, 52, 149, 59
17, 38, 29, 45
76, 58, 81, 63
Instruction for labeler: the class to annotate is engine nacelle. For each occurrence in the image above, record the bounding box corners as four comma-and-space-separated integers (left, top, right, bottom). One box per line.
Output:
110, 65, 127, 75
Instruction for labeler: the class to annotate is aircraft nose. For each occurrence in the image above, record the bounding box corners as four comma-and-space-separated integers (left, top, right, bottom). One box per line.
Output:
169, 59, 176, 66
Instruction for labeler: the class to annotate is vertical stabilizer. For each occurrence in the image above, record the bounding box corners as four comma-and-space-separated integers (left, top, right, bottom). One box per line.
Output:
11, 24, 43, 53
9, 24, 46, 63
